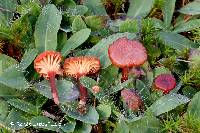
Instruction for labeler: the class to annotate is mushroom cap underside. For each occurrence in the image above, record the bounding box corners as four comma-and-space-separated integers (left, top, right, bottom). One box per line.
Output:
63, 56, 100, 79
34, 51, 62, 79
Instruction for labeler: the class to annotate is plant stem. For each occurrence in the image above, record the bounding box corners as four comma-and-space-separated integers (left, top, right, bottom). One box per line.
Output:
121, 67, 128, 82
48, 71, 59, 105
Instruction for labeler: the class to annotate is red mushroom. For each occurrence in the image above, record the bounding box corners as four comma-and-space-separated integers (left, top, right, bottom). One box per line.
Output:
121, 89, 143, 111
63, 56, 100, 113
34, 51, 62, 105
108, 37, 147, 82
154, 74, 176, 94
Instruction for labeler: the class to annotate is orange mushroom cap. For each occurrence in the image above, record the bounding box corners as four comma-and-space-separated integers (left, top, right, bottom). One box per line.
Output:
108, 37, 147, 68
34, 51, 62, 79
154, 74, 176, 94
63, 56, 100, 79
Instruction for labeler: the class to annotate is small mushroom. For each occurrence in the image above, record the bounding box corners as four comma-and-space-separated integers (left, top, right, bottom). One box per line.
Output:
121, 89, 143, 111
154, 74, 176, 94
63, 56, 100, 113
108, 37, 147, 82
34, 51, 62, 105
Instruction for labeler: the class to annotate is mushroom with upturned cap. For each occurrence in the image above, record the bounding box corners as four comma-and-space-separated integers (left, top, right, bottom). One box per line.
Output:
63, 56, 100, 113
34, 51, 62, 105
154, 74, 176, 94
108, 37, 147, 82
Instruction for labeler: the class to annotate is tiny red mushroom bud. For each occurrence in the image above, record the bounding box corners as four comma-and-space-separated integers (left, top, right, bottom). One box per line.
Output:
63, 56, 100, 113
108, 37, 147, 82
154, 74, 176, 94
121, 89, 143, 111
34, 51, 62, 105
92, 85, 100, 94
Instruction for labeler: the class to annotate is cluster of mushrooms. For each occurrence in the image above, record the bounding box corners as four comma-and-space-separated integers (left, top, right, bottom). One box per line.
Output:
34, 37, 177, 113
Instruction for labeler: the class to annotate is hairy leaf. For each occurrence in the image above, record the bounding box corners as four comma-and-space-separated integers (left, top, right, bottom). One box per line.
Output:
83, 0, 107, 15
35, 79, 79, 103
62, 106, 99, 124
19, 49, 38, 70
179, 1, 200, 15
7, 99, 38, 115
158, 31, 198, 51
34, 4, 62, 53
173, 19, 200, 33
149, 93, 190, 116
61, 28, 91, 56
5, 109, 28, 130
162, 0, 176, 27
186, 91, 200, 119
128, 116, 161, 133
72, 16, 87, 32
30, 116, 58, 131
127, 0, 154, 18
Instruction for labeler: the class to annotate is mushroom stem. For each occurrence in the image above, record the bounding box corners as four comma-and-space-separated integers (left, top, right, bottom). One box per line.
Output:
78, 81, 88, 104
48, 71, 59, 105
121, 67, 129, 82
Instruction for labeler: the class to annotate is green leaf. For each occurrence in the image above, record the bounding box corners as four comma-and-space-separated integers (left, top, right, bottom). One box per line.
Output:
0, 12, 12, 40
74, 123, 92, 133
17, 2, 41, 16
67, 5, 88, 16
72, 16, 87, 32
119, 19, 138, 33
7, 99, 38, 115
83, 0, 107, 15
0, 84, 20, 98
148, 18, 166, 30
19, 49, 38, 70
127, 0, 155, 18
182, 86, 197, 99
128, 116, 161, 133
60, 119, 76, 133
35, 79, 79, 103
99, 66, 119, 89
0, 0, 18, 20
11, 15, 33, 45
84, 16, 107, 30
0, 54, 17, 75
0, 12, 9, 27
149, 93, 190, 116
87, 33, 136, 69
80, 76, 99, 95
20, 0, 40, 4
5, 109, 28, 130
30, 116, 58, 131
113, 120, 129, 133
162, 0, 176, 27
35, 96, 47, 109
158, 31, 198, 51
186, 91, 200, 119
62, 106, 99, 124
173, 19, 200, 33
135, 80, 150, 104
80, 77, 131, 99
34, 4, 62, 53
179, 1, 200, 15
61, 28, 91, 56
0, 65, 29, 90
0, 100, 9, 122
153, 66, 171, 77
96, 104, 111, 120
